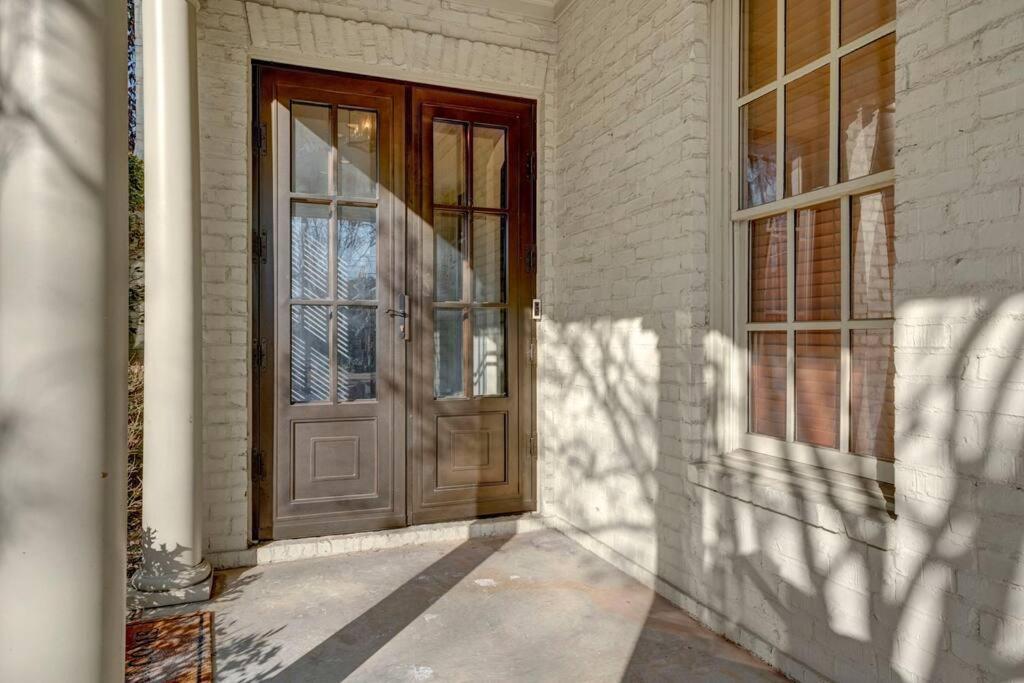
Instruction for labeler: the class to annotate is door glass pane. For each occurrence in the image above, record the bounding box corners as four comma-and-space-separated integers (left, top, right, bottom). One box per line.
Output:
750, 214, 787, 322
433, 121, 467, 205
290, 202, 330, 299
851, 329, 895, 461
292, 102, 331, 195
840, 34, 895, 182
740, 0, 776, 96
338, 108, 378, 200
337, 205, 377, 301
786, 0, 830, 72
749, 332, 787, 439
786, 65, 830, 197
740, 92, 777, 209
851, 187, 895, 319
337, 306, 376, 401
795, 330, 840, 448
434, 309, 464, 398
795, 201, 841, 321
434, 212, 465, 302
472, 126, 506, 208
473, 309, 506, 397
472, 214, 506, 303
290, 305, 331, 403
841, 0, 894, 45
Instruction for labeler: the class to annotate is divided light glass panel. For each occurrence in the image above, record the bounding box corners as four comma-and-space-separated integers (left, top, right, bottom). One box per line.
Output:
289, 102, 380, 404
739, 0, 897, 463
432, 120, 509, 399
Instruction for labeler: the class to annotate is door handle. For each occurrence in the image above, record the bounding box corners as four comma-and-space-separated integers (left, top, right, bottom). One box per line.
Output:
386, 294, 410, 341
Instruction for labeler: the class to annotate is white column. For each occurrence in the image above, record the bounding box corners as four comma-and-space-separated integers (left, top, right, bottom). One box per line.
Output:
131, 0, 211, 605
0, 0, 128, 679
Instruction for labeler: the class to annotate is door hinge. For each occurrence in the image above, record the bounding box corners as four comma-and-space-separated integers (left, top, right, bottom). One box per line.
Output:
527, 433, 537, 458
527, 339, 536, 365
252, 229, 268, 265
253, 337, 267, 371
525, 151, 535, 180
525, 244, 537, 274
254, 122, 268, 157
251, 448, 266, 479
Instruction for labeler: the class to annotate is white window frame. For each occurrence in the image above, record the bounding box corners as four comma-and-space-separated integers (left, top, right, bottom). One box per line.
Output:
710, 0, 896, 486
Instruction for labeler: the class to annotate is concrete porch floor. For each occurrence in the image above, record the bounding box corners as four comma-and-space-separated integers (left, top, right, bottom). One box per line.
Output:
148, 529, 785, 682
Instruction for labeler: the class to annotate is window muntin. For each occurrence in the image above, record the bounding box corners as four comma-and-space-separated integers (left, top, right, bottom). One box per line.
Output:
733, 0, 896, 478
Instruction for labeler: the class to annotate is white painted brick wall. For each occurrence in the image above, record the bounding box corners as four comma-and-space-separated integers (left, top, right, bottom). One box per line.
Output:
193, 0, 555, 556
546, 0, 1024, 681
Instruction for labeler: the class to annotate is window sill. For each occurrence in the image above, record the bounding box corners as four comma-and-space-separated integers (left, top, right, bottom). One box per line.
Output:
688, 449, 895, 549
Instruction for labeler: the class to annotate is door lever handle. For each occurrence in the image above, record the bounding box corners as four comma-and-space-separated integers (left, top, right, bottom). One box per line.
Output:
387, 294, 411, 341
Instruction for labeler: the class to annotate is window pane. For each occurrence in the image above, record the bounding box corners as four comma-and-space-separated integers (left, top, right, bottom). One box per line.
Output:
290, 305, 331, 403
840, 34, 895, 182
337, 205, 377, 301
795, 330, 839, 448
337, 306, 376, 401
851, 329, 894, 461
473, 309, 506, 397
338, 108, 378, 200
749, 332, 787, 439
795, 201, 841, 321
292, 103, 331, 195
290, 202, 330, 300
786, 0, 830, 72
740, 0, 777, 95
740, 92, 777, 209
841, 0, 894, 45
786, 65, 830, 197
750, 214, 788, 322
472, 126, 507, 209
433, 120, 467, 205
472, 214, 506, 303
434, 212, 465, 302
851, 187, 895, 319
434, 309, 465, 398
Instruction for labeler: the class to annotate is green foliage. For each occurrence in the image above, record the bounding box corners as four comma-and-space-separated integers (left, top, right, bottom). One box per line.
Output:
129, 154, 144, 213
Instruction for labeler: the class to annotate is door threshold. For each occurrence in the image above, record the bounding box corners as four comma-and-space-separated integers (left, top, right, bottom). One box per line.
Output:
209, 513, 548, 570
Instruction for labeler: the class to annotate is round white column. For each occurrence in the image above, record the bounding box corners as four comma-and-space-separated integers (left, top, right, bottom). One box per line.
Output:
132, 0, 211, 601
0, 0, 128, 679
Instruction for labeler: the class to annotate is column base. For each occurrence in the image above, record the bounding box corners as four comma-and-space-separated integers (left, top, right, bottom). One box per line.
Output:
127, 572, 213, 610
129, 558, 213, 609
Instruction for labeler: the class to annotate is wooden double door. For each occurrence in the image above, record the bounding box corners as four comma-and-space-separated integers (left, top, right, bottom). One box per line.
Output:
253, 65, 537, 540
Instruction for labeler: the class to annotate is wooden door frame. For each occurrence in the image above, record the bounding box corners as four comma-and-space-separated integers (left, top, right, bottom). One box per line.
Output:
250, 62, 537, 542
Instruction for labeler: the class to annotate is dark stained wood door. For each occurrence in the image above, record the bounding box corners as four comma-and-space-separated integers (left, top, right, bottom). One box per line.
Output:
254, 67, 536, 539
408, 87, 537, 524
255, 67, 407, 539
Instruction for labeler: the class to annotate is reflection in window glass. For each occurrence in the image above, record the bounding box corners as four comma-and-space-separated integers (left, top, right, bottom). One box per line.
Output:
740, 92, 777, 209
472, 126, 507, 209
292, 103, 331, 195
473, 309, 506, 397
740, 0, 777, 96
795, 201, 841, 321
750, 214, 787, 322
786, 0, 830, 72
290, 202, 330, 300
851, 329, 895, 461
851, 187, 895, 319
785, 66, 830, 197
795, 330, 840, 448
472, 214, 506, 303
337, 306, 376, 401
840, 34, 895, 182
434, 212, 465, 302
434, 309, 464, 398
290, 305, 331, 403
338, 108, 378, 200
433, 121, 467, 205
337, 206, 377, 301
749, 332, 787, 439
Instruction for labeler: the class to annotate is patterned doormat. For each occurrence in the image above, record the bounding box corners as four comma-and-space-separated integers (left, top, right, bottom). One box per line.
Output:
126, 612, 214, 682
